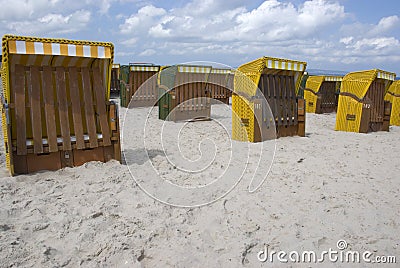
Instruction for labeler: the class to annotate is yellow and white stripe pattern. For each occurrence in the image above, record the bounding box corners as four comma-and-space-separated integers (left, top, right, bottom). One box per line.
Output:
324, 76, 343, 82
130, 65, 160, 72
112, 63, 120, 69
8, 40, 112, 58
265, 57, 306, 72
376, 70, 396, 81
178, 65, 212, 73
211, 68, 232, 74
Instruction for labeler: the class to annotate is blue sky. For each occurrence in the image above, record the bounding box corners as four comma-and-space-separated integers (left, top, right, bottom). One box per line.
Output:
0, 0, 399, 73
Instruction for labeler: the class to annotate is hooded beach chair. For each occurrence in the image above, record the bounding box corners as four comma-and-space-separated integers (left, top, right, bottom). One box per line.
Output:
335, 69, 395, 133
304, 75, 342, 113
120, 63, 161, 107
232, 56, 307, 142
0, 35, 121, 175
158, 65, 212, 121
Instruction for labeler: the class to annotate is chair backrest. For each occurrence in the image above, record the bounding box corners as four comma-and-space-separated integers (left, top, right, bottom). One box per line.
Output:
120, 64, 160, 107
335, 69, 396, 132
232, 56, 307, 141
158, 65, 212, 121
1, 35, 120, 175
207, 68, 233, 103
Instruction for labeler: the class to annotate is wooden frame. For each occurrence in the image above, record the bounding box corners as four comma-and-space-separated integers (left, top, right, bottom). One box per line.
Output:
335, 69, 395, 133
158, 65, 212, 121
207, 68, 233, 104
1, 35, 121, 175
232, 57, 307, 142
120, 64, 160, 107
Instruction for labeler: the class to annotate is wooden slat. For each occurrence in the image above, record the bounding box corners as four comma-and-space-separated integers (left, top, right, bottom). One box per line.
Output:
266, 75, 274, 119
287, 76, 293, 124
279, 76, 285, 125
82, 68, 98, 148
69, 67, 85, 149
191, 79, 195, 111
259, 75, 266, 127
134, 71, 140, 100
192, 80, 196, 111
278, 75, 283, 126
195, 79, 199, 111
136, 71, 140, 100
282, 76, 288, 125
189, 74, 193, 111
179, 75, 184, 111
55, 67, 72, 151
42, 66, 58, 152
181, 74, 186, 111
187, 77, 192, 111
128, 72, 134, 103
271, 75, 280, 126
141, 71, 146, 100
148, 73, 152, 100
181, 73, 189, 110
148, 72, 153, 100
29, 66, 43, 153
92, 67, 111, 146
14, 65, 27, 155
290, 77, 298, 125
283, 75, 289, 124
183, 79, 187, 111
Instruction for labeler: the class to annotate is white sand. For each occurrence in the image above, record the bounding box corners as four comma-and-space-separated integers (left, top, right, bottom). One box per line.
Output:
0, 102, 399, 267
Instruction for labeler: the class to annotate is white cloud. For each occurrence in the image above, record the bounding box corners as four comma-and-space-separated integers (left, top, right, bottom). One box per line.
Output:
121, 37, 138, 46
340, 37, 354, 45
344, 37, 400, 51
99, 0, 113, 15
6, 10, 91, 35
0, 0, 94, 36
337, 14, 400, 67
120, 0, 345, 43
376, 15, 399, 31
0, 0, 52, 20
115, 0, 400, 70
139, 48, 156, 56
149, 24, 172, 38
369, 15, 399, 36
341, 15, 400, 38
119, 5, 166, 34
0, 0, 398, 71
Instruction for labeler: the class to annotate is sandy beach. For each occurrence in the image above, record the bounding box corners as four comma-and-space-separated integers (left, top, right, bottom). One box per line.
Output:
0, 101, 399, 267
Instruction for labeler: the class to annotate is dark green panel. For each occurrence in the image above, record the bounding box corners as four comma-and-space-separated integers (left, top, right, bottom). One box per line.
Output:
119, 65, 130, 107
158, 66, 177, 120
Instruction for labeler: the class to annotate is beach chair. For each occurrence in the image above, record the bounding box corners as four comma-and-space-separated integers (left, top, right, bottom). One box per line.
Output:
335, 69, 396, 133
304, 75, 342, 113
120, 63, 160, 107
232, 56, 307, 142
158, 65, 212, 121
207, 68, 233, 104
384, 80, 400, 126
0, 35, 121, 175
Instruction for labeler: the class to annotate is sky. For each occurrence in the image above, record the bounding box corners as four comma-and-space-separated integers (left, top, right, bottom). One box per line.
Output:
0, 0, 399, 73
